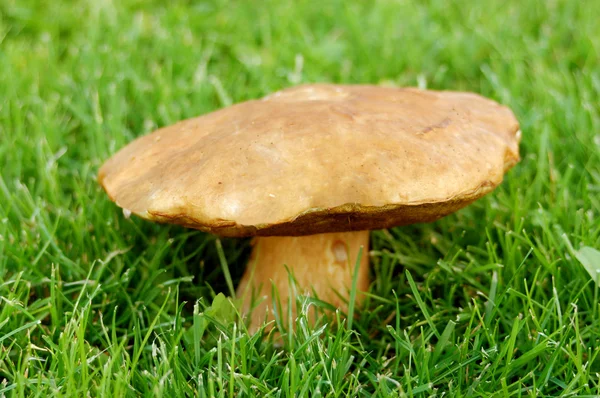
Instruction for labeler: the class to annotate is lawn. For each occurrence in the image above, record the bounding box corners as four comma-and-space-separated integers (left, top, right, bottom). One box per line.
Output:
1, 0, 600, 396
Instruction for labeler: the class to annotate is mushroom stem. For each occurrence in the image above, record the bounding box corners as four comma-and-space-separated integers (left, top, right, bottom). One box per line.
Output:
237, 231, 370, 330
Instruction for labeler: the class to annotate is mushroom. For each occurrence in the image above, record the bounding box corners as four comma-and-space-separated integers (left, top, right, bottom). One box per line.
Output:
98, 84, 520, 329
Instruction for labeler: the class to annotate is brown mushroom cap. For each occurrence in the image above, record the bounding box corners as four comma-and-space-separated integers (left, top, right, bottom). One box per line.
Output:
99, 84, 520, 237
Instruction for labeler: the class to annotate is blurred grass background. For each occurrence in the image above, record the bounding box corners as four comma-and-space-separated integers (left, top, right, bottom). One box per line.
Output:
1, 0, 599, 396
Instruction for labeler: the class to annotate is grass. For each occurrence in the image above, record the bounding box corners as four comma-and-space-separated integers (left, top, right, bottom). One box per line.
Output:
1, 0, 599, 396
